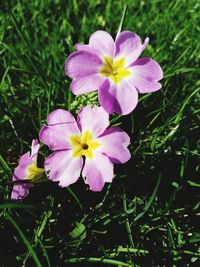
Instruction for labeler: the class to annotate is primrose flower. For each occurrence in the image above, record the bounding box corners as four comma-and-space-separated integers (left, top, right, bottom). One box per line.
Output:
11, 139, 44, 200
39, 105, 131, 191
65, 30, 163, 115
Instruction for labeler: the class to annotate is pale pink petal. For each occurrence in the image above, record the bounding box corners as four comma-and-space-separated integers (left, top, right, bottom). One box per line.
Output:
11, 153, 33, 200
75, 44, 100, 56
114, 31, 149, 67
39, 126, 78, 151
75, 31, 114, 58
98, 80, 138, 115
30, 139, 40, 160
47, 109, 76, 125
70, 75, 105, 95
82, 152, 114, 191
44, 150, 83, 187
18, 152, 32, 167
39, 124, 80, 151
128, 58, 163, 93
40, 109, 80, 151
98, 127, 131, 164
11, 184, 32, 200
77, 105, 109, 138
65, 51, 102, 79
12, 163, 28, 181
88, 30, 115, 57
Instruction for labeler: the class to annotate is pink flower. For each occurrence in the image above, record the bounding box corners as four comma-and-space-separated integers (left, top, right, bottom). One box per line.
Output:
39, 105, 131, 191
65, 30, 163, 115
11, 139, 44, 200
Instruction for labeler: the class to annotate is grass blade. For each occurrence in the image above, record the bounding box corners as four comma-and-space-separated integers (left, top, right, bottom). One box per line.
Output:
0, 203, 35, 209
133, 174, 161, 223
5, 211, 42, 267
116, 4, 127, 39
65, 257, 130, 266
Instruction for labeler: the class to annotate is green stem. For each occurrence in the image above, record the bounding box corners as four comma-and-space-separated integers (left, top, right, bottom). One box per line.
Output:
5, 211, 42, 267
65, 257, 130, 266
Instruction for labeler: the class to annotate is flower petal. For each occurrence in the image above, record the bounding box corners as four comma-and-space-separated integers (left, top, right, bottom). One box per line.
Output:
128, 58, 163, 93
40, 109, 80, 151
40, 124, 77, 151
65, 50, 102, 79
11, 139, 42, 200
98, 127, 131, 164
70, 75, 105, 95
75, 44, 100, 56
47, 109, 76, 125
76, 31, 115, 58
18, 152, 32, 167
44, 150, 83, 187
11, 184, 32, 200
88, 30, 115, 57
82, 152, 114, 191
11, 161, 33, 200
77, 105, 109, 138
115, 31, 149, 67
98, 80, 138, 115
12, 162, 28, 181
30, 139, 40, 160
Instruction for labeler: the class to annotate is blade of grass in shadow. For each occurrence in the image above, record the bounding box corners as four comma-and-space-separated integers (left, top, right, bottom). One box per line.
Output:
67, 187, 83, 210
150, 86, 200, 150
23, 197, 53, 266
0, 154, 11, 174
67, 90, 72, 111
110, 114, 121, 124
5, 211, 42, 267
174, 86, 200, 124
0, 203, 35, 209
123, 190, 134, 248
65, 257, 130, 266
132, 174, 161, 224
117, 246, 149, 256
37, 238, 51, 267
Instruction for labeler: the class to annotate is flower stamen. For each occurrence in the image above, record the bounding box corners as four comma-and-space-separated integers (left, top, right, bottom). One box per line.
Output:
70, 130, 100, 158
81, 143, 89, 150
99, 56, 131, 84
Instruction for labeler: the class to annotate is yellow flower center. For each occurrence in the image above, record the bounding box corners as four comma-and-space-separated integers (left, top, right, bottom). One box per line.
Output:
99, 56, 131, 84
27, 161, 44, 181
70, 130, 100, 159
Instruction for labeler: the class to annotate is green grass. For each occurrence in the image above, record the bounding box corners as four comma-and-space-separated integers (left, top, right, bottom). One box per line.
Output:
0, 0, 200, 266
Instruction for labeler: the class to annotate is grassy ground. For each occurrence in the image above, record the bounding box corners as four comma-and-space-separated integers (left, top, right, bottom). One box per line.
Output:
0, 0, 200, 266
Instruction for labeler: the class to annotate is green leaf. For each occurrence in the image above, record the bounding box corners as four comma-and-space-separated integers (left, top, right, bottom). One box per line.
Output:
70, 222, 86, 240
187, 180, 200, 187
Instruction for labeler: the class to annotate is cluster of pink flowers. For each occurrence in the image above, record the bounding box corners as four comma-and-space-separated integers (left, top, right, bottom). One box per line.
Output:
11, 30, 163, 200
